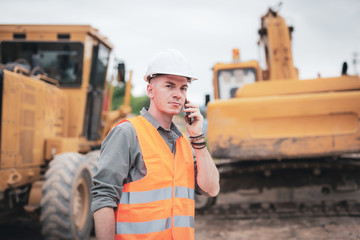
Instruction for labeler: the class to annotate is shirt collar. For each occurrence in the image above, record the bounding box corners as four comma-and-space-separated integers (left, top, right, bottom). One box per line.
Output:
140, 107, 183, 138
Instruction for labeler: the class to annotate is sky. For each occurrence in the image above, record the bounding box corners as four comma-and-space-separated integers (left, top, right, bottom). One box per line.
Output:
1, 0, 359, 105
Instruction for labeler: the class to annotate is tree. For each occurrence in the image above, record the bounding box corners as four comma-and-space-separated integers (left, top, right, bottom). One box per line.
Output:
111, 83, 150, 115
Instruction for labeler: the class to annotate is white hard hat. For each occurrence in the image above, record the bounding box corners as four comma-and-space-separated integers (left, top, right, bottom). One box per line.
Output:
144, 49, 197, 82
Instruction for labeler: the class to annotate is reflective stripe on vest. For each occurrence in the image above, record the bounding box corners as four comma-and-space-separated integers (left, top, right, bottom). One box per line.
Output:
116, 217, 172, 234
115, 116, 195, 240
119, 186, 194, 204
116, 216, 194, 235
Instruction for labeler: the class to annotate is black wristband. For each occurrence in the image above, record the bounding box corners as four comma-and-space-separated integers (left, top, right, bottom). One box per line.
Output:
189, 133, 205, 141
191, 141, 206, 146
192, 144, 207, 149
191, 141, 206, 150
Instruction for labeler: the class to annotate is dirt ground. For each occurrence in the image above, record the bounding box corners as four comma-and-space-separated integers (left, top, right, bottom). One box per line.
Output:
195, 192, 360, 240
2, 192, 360, 240
195, 213, 360, 240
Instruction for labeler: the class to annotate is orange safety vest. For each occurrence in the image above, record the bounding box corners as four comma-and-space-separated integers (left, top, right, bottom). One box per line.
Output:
114, 116, 195, 240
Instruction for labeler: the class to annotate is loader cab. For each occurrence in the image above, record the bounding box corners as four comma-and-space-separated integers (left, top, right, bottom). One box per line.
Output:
212, 60, 262, 100
0, 25, 114, 149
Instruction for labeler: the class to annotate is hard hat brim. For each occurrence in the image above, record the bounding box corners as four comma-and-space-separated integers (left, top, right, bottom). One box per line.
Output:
144, 72, 197, 83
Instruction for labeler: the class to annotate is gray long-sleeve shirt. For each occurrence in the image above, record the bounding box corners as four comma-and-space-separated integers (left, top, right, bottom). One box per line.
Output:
91, 108, 206, 213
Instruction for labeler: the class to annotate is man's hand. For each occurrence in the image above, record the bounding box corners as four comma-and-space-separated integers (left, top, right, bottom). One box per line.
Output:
183, 100, 203, 136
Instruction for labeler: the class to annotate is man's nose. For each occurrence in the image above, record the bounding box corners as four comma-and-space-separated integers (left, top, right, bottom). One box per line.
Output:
172, 88, 183, 99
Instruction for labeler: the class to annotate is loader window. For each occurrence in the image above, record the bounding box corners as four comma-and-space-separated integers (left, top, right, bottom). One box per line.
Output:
0, 41, 83, 87
83, 43, 110, 140
217, 68, 256, 99
89, 43, 110, 89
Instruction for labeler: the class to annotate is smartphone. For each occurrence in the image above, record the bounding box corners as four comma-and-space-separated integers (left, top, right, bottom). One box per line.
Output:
184, 99, 193, 125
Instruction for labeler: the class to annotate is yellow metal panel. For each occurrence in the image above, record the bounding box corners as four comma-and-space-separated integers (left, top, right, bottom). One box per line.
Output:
237, 75, 360, 97
207, 91, 360, 160
1, 72, 21, 168
26, 33, 57, 41
63, 88, 87, 138
1, 70, 67, 168
252, 113, 357, 138
44, 138, 79, 160
0, 32, 12, 41
70, 32, 87, 42
0, 167, 41, 191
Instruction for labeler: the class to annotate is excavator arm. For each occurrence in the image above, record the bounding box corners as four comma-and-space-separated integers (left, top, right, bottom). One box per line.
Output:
259, 8, 298, 80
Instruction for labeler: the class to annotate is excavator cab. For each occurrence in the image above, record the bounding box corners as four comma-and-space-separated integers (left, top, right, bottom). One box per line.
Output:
212, 60, 261, 100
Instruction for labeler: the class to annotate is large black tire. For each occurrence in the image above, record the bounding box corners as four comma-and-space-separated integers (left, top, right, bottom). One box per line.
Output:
84, 150, 100, 176
40, 152, 97, 240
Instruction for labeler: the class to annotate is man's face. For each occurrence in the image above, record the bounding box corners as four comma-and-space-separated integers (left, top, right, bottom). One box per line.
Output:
147, 75, 188, 116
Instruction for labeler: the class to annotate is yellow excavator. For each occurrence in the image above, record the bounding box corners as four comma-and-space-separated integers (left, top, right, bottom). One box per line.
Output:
0, 25, 132, 239
206, 8, 360, 214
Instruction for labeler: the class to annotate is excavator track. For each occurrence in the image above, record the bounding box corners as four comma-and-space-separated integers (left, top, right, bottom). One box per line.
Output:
199, 200, 360, 219
205, 154, 360, 219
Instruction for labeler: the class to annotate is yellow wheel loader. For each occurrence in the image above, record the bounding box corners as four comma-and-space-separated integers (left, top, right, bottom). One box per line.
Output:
0, 25, 132, 239
206, 8, 360, 215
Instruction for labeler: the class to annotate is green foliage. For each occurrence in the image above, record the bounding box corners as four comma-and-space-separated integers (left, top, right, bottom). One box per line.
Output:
111, 83, 150, 115
111, 84, 125, 110
111, 85, 125, 110
130, 95, 150, 115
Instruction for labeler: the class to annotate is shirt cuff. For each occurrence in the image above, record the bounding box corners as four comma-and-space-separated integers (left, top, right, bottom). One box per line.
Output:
91, 196, 118, 213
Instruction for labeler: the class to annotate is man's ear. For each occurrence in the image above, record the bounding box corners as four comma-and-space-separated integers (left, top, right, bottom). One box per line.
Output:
147, 84, 154, 99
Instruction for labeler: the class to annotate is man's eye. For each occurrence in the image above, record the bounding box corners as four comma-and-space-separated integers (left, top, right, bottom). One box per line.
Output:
181, 87, 188, 91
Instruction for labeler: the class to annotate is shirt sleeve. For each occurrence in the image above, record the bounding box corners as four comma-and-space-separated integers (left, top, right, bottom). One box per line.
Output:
91, 122, 136, 213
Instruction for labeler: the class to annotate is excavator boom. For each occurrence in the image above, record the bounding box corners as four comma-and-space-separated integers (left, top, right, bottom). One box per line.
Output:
259, 9, 298, 81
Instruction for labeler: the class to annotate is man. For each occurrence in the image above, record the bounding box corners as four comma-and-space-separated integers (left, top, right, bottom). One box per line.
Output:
91, 49, 220, 240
